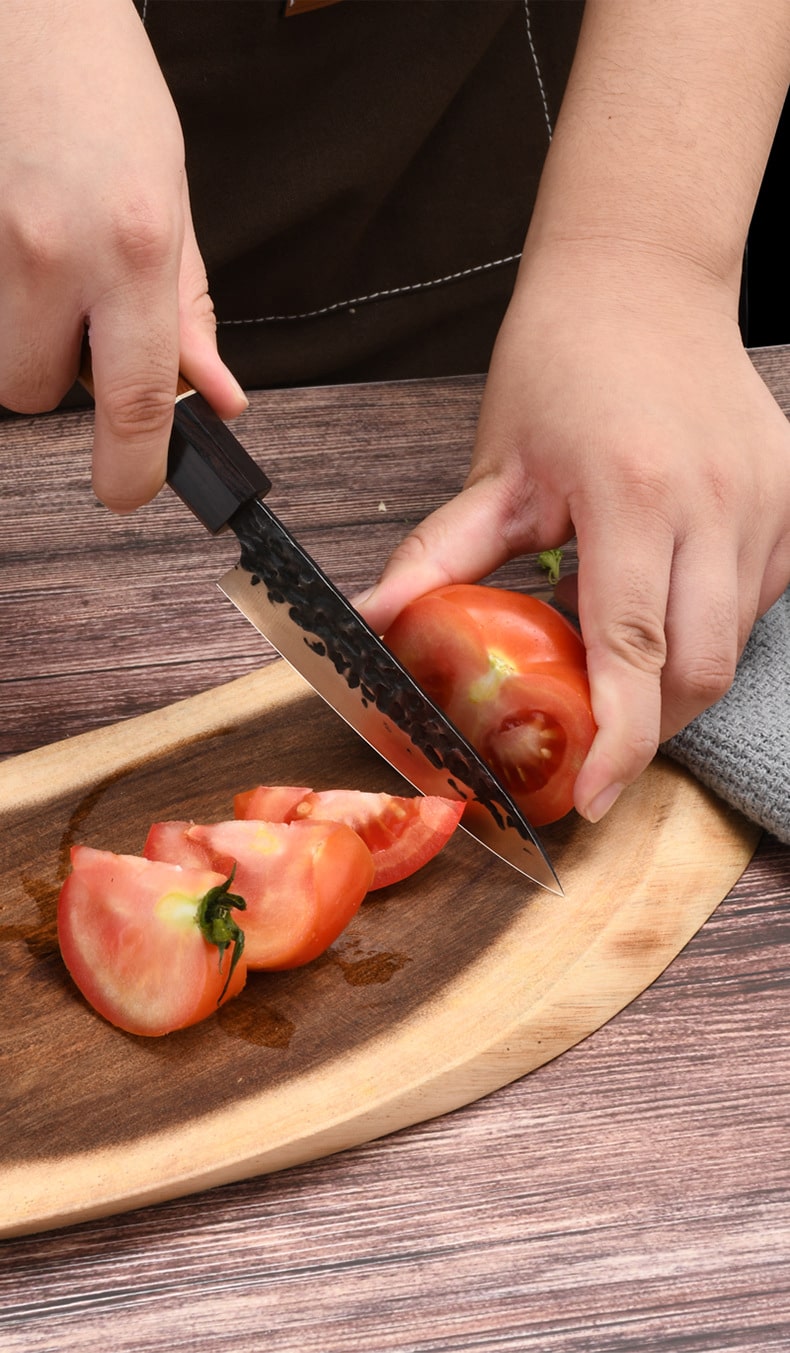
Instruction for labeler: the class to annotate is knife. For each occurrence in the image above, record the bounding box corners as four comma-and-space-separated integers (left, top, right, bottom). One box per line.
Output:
80, 362, 560, 893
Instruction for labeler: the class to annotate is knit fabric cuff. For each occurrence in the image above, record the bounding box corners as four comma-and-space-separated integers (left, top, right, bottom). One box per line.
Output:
661, 588, 790, 843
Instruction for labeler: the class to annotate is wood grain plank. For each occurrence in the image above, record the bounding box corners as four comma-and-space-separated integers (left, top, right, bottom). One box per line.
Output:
1, 354, 789, 1351
0, 659, 759, 1237
1, 842, 789, 1352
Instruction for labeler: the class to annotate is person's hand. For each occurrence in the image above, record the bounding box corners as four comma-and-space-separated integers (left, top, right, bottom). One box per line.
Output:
0, 0, 246, 511
360, 0, 790, 825
358, 241, 790, 822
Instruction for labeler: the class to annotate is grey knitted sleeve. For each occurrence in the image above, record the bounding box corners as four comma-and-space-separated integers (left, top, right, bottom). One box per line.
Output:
661, 588, 790, 843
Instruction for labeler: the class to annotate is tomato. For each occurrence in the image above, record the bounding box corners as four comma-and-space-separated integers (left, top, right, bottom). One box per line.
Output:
233, 787, 465, 890
382, 583, 596, 826
143, 818, 374, 969
57, 845, 247, 1036
234, 786, 312, 821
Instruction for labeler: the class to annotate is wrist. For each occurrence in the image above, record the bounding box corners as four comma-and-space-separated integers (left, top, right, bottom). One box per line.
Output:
512, 233, 743, 335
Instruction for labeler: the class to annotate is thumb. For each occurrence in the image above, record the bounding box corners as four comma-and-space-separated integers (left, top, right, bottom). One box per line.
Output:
356, 476, 522, 636
177, 197, 248, 420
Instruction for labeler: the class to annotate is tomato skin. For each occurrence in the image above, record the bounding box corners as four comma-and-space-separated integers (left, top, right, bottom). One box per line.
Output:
383, 584, 596, 826
233, 786, 311, 821
233, 787, 464, 889
143, 818, 374, 969
57, 846, 247, 1036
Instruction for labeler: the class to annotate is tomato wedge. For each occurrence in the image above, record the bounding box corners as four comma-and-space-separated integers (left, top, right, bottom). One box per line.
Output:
57, 846, 247, 1036
143, 818, 374, 969
383, 584, 596, 826
233, 787, 465, 889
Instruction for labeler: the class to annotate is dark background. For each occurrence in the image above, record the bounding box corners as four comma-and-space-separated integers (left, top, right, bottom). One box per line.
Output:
744, 95, 789, 346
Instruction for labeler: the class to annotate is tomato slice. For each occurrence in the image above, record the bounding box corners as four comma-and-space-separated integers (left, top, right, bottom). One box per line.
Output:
383, 584, 596, 826
143, 818, 374, 969
233, 787, 464, 889
233, 785, 312, 821
57, 846, 247, 1036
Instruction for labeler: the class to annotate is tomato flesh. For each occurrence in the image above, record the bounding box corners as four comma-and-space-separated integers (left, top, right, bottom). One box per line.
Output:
233, 787, 464, 889
233, 785, 311, 821
383, 584, 596, 826
57, 846, 247, 1036
144, 817, 374, 969
487, 707, 567, 796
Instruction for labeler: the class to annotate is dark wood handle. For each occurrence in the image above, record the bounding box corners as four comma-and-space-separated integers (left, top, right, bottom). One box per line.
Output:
168, 391, 271, 534
78, 347, 271, 534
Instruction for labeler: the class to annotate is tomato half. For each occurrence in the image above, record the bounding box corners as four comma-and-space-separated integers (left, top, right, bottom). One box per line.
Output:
383, 584, 596, 826
143, 818, 374, 969
57, 846, 247, 1036
233, 787, 465, 890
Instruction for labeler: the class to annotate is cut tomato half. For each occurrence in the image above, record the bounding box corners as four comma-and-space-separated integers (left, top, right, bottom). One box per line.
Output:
383, 584, 596, 825
233, 786, 464, 889
57, 845, 247, 1036
144, 817, 374, 969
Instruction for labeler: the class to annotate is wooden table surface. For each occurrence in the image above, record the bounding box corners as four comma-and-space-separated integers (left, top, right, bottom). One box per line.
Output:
1, 353, 789, 1352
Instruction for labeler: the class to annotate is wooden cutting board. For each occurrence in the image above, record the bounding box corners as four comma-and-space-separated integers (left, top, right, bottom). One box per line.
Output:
0, 660, 759, 1238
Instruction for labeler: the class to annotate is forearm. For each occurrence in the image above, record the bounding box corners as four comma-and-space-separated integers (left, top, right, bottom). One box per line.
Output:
527, 0, 790, 296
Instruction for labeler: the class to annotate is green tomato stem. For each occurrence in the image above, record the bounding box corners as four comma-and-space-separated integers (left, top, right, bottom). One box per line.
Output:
196, 868, 247, 1003
538, 549, 563, 586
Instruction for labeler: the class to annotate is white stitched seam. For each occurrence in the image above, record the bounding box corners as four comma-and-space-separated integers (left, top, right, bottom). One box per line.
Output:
218, 253, 524, 326
144, 0, 553, 326
524, 0, 554, 140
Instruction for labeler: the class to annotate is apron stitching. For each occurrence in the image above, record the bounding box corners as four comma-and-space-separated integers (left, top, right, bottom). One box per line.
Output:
218, 253, 523, 326
523, 0, 554, 139
220, 2, 553, 325
142, 1, 554, 327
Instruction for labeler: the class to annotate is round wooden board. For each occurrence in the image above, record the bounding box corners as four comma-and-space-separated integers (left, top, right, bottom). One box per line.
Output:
0, 660, 760, 1237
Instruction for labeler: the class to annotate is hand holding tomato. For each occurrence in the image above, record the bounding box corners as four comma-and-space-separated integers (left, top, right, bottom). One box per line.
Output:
360, 247, 790, 823
359, 0, 790, 821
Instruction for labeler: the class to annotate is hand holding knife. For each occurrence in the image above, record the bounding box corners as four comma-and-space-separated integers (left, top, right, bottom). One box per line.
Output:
79, 356, 561, 893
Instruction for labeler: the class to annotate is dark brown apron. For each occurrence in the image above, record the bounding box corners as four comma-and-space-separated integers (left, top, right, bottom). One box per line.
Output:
139, 0, 583, 389
0, 0, 582, 421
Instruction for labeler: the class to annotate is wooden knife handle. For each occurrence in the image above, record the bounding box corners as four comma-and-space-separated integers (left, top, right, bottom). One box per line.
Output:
168, 389, 271, 534
78, 349, 270, 535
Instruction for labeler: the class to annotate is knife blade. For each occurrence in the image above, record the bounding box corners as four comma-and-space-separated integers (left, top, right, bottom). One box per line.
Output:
170, 384, 560, 893
81, 359, 560, 892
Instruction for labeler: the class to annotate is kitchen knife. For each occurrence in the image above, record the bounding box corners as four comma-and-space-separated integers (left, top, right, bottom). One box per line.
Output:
81, 363, 561, 892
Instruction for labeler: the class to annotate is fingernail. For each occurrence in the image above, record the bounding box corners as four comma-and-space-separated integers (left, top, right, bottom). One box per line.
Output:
221, 365, 248, 407
583, 782, 624, 823
230, 374, 249, 408
351, 586, 375, 609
